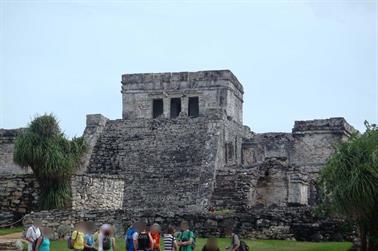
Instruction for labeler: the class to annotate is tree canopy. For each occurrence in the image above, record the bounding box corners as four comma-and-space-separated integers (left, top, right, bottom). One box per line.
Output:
13, 114, 87, 209
319, 121, 378, 251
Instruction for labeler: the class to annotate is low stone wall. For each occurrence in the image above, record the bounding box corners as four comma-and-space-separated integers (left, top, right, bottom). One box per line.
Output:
0, 240, 24, 251
23, 209, 127, 239
71, 174, 124, 210
0, 173, 124, 225
0, 211, 14, 225
23, 206, 354, 242
0, 175, 39, 221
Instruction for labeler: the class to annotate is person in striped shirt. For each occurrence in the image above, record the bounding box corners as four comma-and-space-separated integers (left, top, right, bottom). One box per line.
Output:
163, 226, 178, 251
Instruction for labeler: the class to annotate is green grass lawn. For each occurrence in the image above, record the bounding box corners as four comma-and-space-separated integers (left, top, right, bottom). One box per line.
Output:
50, 238, 352, 251
0, 226, 24, 236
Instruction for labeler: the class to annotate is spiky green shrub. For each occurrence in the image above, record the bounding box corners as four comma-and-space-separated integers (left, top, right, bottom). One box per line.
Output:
13, 114, 86, 209
319, 121, 378, 251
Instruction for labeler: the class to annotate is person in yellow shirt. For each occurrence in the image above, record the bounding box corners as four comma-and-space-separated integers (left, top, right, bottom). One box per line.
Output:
72, 222, 86, 251
93, 229, 100, 250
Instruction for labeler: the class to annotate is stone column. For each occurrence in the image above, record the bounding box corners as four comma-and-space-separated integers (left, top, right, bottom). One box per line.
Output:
288, 174, 308, 205
163, 98, 170, 118
181, 96, 188, 116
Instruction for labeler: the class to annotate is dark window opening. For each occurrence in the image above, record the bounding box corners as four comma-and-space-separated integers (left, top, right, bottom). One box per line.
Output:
153, 99, 164, 118
170, 98, 181, 118
188, 97, 199, 117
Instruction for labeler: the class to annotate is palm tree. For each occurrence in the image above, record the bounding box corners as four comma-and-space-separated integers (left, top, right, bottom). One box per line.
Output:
319, 121, 378, 251
13, 114, 86, 209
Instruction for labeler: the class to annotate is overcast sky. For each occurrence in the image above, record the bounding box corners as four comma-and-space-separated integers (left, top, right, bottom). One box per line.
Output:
1, 0, 377, 137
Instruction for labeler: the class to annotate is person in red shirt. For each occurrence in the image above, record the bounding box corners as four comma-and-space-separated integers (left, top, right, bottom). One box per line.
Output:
150, 223, 161, 251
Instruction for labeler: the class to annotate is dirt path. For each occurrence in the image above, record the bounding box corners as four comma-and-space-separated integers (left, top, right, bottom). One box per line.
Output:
0, 232, 22, 239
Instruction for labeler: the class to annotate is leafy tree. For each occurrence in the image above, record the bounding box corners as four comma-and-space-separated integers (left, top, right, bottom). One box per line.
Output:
13, 114, 86, 209
319, 121, 378, 251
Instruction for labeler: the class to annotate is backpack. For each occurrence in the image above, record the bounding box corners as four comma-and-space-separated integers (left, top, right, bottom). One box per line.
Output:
67, 231, 79, 250
238, 241, 249, 251
103, 235, 112, 250
191, 232, 196, 250
232, 234, 249, 251
137, 231, 150, 251
32, 236, 42, 251
67, 236, 74, 249
125, 228, 136, 251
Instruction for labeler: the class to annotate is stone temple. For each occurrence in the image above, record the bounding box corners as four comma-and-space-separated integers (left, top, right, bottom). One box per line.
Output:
0, 70, 356, 240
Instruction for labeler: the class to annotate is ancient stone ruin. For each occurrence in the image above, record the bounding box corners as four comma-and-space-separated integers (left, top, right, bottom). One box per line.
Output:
0, 70, 356, 240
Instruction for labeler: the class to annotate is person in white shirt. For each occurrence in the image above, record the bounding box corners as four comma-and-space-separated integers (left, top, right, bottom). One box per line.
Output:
25, 219, 42, 251
97, 224, 114, 251
163, 226, 178, 251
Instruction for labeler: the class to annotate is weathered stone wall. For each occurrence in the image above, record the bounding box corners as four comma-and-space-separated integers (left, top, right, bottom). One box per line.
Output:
24, 207, 354, 242
290, 118, 354, 175
242, 133, 293, 166
212, 118, 355, 211
0, 240, 24, 251
242, 118, 354, 167
86, 116, 229, 214
0, 130, 35, 224
211, 159, 308, 211
0, 173, 124, 224
71, 174, 124, 210
0, 175, 39, 223
78, 114, 109, 174
289, 118, 354, 206
223, 120, 244, 166
0, 129, 30, 175
24, 209, 127, 239
121, 70, 244, 124
211, 166, 254, 211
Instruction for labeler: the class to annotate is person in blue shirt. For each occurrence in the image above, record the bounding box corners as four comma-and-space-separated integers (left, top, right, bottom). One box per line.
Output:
35, 227, 51, 251
84, 222, 96, 251
125, 222, 137, 251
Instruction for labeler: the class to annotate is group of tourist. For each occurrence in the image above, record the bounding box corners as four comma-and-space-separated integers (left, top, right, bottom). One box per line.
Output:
25, 220, 49, 251
25, 219, 245, 251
